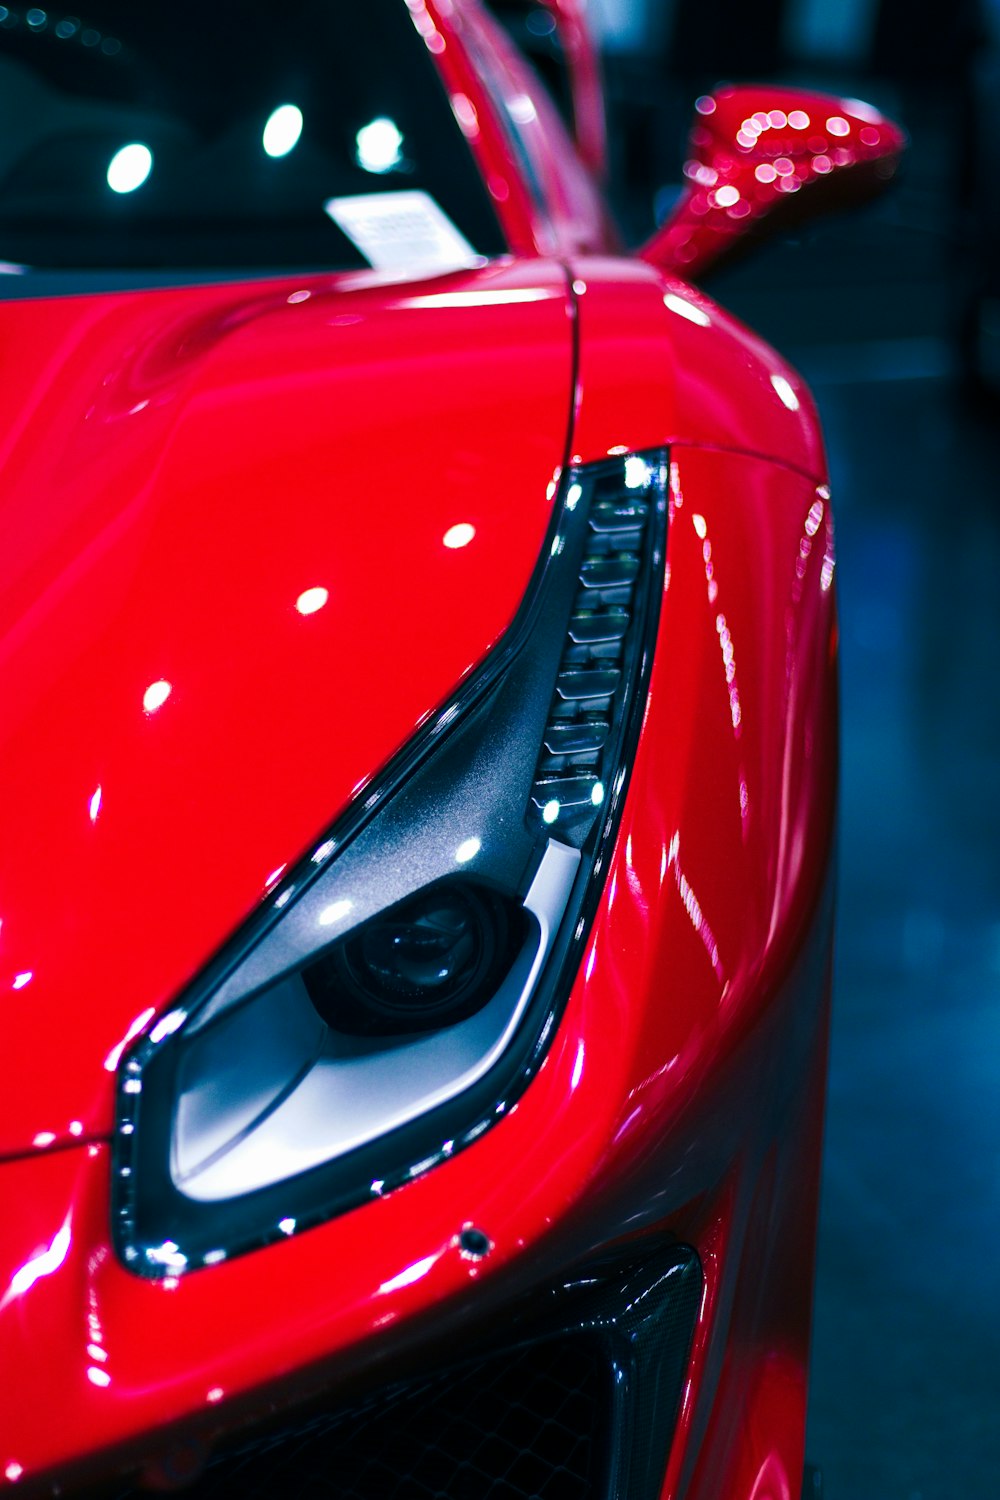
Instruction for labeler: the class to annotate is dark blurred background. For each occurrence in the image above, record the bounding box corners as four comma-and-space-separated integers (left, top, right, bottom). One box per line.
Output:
501, 2, 1000, 1495
611, 3, 1000, 1496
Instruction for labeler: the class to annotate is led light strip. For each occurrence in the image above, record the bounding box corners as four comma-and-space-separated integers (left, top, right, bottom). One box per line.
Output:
531, 454, 658, 833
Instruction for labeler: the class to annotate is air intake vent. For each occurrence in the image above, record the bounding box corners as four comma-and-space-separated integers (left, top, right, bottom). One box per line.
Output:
107, 1243, 700, 1500
530, 453, 667, 839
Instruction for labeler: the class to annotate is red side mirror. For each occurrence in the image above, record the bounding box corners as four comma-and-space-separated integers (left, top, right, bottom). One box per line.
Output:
640, 85, 906, 280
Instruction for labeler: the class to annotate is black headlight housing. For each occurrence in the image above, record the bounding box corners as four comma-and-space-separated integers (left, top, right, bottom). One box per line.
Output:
113, 451, 668, 1276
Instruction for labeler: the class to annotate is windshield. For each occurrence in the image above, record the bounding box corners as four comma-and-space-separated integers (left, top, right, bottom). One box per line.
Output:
0, 0, 506, 285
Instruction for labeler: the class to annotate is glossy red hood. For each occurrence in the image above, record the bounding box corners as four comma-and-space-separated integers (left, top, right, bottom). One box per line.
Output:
0, 261, 573, 1157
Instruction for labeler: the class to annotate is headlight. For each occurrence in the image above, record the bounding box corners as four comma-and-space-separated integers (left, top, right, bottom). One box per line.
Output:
114, 451, 668, 1275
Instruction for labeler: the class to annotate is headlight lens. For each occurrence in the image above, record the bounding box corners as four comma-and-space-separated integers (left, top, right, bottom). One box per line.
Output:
305, 883, 527, 1035
115, 451, 668, 1275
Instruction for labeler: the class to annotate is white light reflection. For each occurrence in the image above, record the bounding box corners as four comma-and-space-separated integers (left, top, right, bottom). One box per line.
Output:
664, 292, 711, 328
318, 899, 352, 927
87, 1366, 111, 1388
278, 1217, 296, 1236
542, 799, 560, 825
142, 679, 171, 714
378, 1253, 437, 1295
770, 373, 800, 411
32, 1132, 55, 1148
397, 289, 553, 310
821, 501, 836, 591
295, 586, 329, 616
150, 1010, 186, 1045
455, 837, 481, 864
509, 93, 537, 125
450, 93, 479, 138
355, 117, 404, 174
5, 1463, 23, 1482
666, 833, 725, 981
146, 1240, 187, 1271
2, 1221, 71, 1307
716, 613, 743, 735
263, 104, 303, 158
565, 483, 583, 510
805, 498, 824, 538
624, 456, 651, 490
570, 1040, 585, 1090
107, 143, 152, 194
88, 785, 102, 823
443, 523, 475, 549
841, 97, 882, 123
104, 1007, 156, 1072
12, 972, 32, 990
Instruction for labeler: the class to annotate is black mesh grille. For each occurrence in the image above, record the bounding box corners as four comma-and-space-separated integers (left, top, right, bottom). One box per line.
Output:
101, 1243, 701, 1500
119, 1338, 605, 1500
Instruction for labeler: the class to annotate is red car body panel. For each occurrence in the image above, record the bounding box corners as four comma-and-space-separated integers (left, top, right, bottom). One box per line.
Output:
568, 258, 825, 479
0, 259, 574, 1159
0, 2, 845, 1495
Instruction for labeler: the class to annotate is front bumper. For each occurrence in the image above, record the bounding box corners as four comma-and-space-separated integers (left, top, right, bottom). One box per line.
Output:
109, 1242, 703, 1499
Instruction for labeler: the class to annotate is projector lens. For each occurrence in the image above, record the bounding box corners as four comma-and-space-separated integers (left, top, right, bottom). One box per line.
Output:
305, 883, 523, 1035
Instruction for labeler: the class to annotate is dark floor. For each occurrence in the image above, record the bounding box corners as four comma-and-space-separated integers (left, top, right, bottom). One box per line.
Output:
705, 93, 1000, 1500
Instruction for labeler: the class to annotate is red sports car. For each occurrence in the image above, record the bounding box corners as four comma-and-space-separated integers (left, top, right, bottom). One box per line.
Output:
0, 3, 903, 1496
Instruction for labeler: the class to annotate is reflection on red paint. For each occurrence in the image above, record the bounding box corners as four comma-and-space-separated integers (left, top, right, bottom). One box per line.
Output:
2, 1220, 71, 1308
667, 833, 725, 982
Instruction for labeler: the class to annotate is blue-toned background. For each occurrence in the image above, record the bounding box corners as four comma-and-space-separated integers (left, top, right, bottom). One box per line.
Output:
583, 1, 1000, 1493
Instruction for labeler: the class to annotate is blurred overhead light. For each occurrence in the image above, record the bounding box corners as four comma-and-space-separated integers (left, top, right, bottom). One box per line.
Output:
263, 104, 303, 159
355, 117, 404, 174
107, 144, 152, 194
